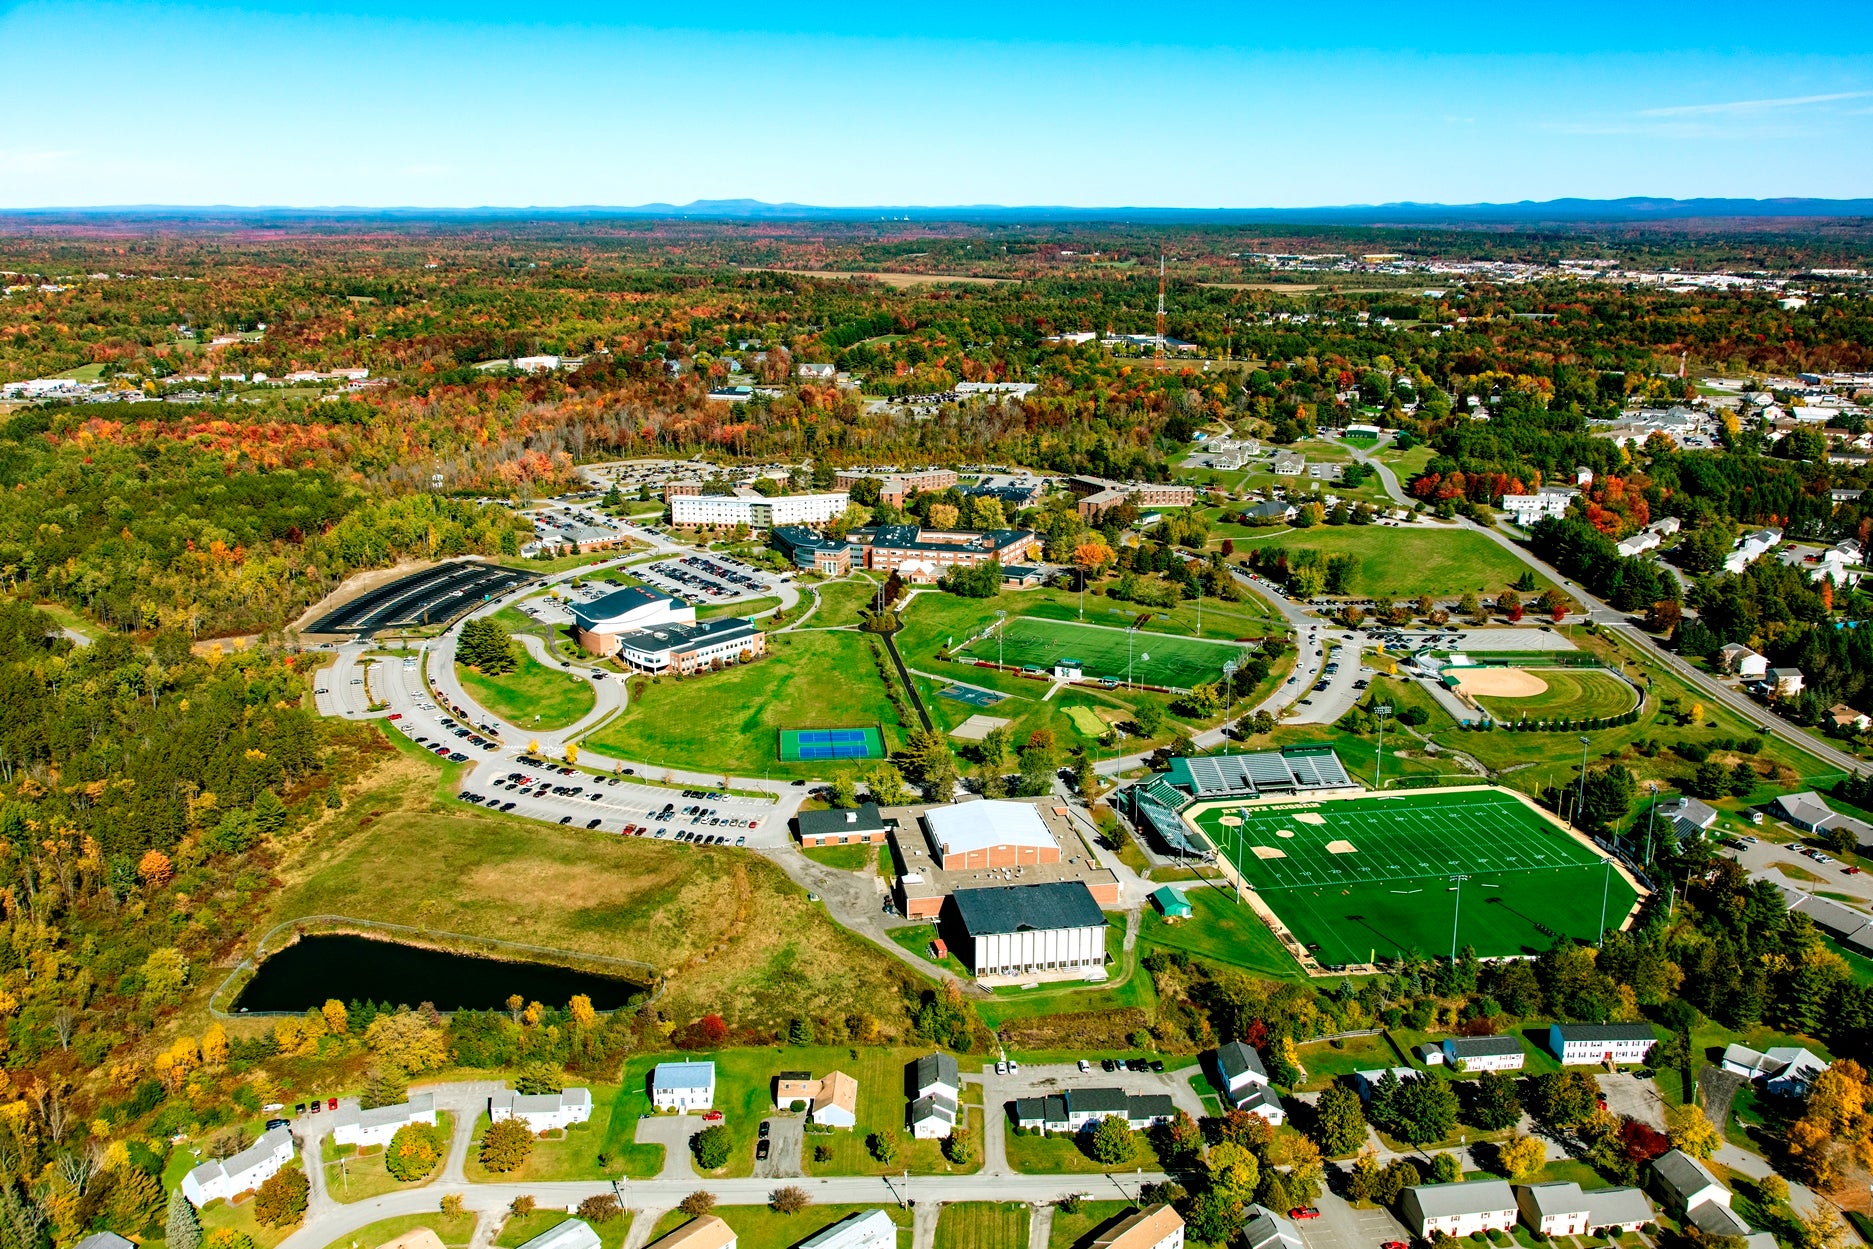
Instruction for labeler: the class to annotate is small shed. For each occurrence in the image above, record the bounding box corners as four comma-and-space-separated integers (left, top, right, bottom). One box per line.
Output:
1151, 886, 1193, 921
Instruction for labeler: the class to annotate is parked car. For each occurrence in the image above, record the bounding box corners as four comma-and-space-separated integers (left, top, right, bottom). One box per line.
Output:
756, 1139, 770, 1160
1289, 1209, 1321, 1221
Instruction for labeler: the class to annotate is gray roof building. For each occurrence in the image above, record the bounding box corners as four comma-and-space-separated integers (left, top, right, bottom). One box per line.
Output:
1240, 1206, 1303, 1249
914, 1051, 960, 1096
1445, 1035, 1522, 1061
799, 803, 888, 842
1216, 1040, 1268, 1086
950, 881, 1107, 936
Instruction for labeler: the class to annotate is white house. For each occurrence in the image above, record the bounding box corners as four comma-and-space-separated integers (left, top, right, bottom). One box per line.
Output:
1500, 487, 1577, 526
1616, 531, 1661, 558
650, 1062, 716, 1112
1548, 1023, 1655, 1065
1517, 1183, 1654, 1237
797, 1211, 899, 1249
1233, 1082, 1288, 1126
515, 1220, 602, 1249
1272, 451, 1305, 476
1719, 643, 1769, 679
182, 1126, 296, 1205
1239, 1206, 1301, 1249
1213, 1040, 1269, 1102
1652, 1150, 1735, 1228
331, 1093, 436, 1148
1439, 1035, 1526, 1072
798, 363, 837, 381
1400, 1180, 1519, 1239
1092, 1204, 1185, 1249
1720, 1044, 1828, 1096
909, 1052, 960, 1140
1724, 528, 1783, 574
1766, 667, 1805, 697
489, 1088, 593, 1132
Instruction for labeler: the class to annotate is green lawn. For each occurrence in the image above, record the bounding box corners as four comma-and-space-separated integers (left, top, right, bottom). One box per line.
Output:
1470, 668, 1639, 724
199, 1175, 305, 1249
650, 1206, 911, 1249
496, 1210, 632, 1249
812, 579, 889, 628
1002, 1121, 1163, 1174
325, 1213, 481, 1249
1295, 1033, 1413, 1094
581, 631, 906, 777
1236, 526, 1551, 599
463, 1082, 662, 1181
458, 650, 597, 731
324, 1112, 455, 1202
1136, 878, 1301, 977
955, 616, 1247, 689
936, 1203, 1031, 1249
802, 843, 880, 870
799, 1047, 984, 1177
701, 595, 782, 621
1048, 1204, 1137, 1249
887, 923, 969, 977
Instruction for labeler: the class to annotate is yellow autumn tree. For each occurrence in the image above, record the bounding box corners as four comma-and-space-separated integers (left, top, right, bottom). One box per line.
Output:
323, 999, 349, 1035
201, 1023, 230, 1065
568, 995, 596, 1027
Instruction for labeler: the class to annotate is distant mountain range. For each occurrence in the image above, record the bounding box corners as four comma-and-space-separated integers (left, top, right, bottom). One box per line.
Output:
10, 197, 1873, 224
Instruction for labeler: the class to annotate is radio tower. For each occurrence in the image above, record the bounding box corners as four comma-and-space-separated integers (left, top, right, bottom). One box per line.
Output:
1155, 253, 1167, 370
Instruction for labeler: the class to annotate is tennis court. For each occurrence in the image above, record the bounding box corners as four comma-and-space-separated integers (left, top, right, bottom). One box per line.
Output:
778, 726, 886, 762
956, 616, 1241, 688
1189, 788, 1642, 964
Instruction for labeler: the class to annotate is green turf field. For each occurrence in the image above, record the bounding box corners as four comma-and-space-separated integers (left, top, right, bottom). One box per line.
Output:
1190, 789, 1641, 964
1469, 668, 1638, 723
957, 616, 1242, 688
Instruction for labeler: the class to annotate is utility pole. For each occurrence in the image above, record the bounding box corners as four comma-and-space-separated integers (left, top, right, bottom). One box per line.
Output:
995, 610, 1007, 670
1223, 658, 1239, 733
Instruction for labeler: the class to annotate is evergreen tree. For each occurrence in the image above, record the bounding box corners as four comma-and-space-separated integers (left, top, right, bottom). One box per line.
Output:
166, 1188, 203, 1249
458, 618, 518, 674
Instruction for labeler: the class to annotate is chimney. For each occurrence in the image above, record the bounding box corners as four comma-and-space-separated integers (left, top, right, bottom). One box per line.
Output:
845, 811, 857, 824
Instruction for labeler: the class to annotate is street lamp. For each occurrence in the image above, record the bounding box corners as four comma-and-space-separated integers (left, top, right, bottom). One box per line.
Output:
1222, 658, 1240, 732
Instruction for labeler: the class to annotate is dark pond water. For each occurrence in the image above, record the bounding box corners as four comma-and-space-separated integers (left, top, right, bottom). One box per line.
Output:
233, 933, 646, 1013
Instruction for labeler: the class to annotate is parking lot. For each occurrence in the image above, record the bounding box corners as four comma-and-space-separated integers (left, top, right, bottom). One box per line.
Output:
976, 1060, 1210, 1123
637, 554, 774, 604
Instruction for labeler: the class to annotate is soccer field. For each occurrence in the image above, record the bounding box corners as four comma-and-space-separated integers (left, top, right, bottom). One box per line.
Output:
1189, 789, 1642, 965
957, 616, 1241, 688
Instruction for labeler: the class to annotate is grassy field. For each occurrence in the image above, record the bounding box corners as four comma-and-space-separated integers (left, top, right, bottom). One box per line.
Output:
1136, 879, 1300, 977
801, 843, 880, 870
1194, 789, 1641, 963
935, 1203, 1031, 1249
496, 1210, 631, 1249
268, 726, 924, 1033
457, 649, 597, 730
957, 616, 1246, 688
1295, 1033, 1412, 1095
700, 595, 782, 620
797, 1046, 985, 1177
1003, 1122, 1164, 1174
323, 1212, 480, 1249
1048, 1204, 1137, 1249
199, 1183, 301, 1249
324, 1112, 455, 1201
1469, 668, 1638, 723
1237, 525, 1551, 599
812, 578, 888, 628
650, 1206, 911, 1249
581, 631, 905, 777
462, 1081, 663, 1181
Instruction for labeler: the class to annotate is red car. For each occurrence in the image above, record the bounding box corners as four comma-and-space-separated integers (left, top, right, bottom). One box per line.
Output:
1383, 1242, 1410, 1249
702, 1110, 724, 1122
1289, 1209, 1321, 1221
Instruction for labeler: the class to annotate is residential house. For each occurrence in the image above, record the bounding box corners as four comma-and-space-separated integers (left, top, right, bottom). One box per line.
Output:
798, 363, 837, 381
331, 1093, 436, 1148
1238, 1206, 1302, 1249
1548, 1024, 1656, 1065
909, 1053, 960, 1142
643, 1216, 737, 1249
1500, 487, 1577, 526
1436, 1035, 1526, 1073
1091, 1204, 1185, 1249
1271, 451, 1306, 476
1351, 1068, 1423, 1100
515, 1221, 602, 1249
1011, 1089, 1175, 1133
489, 1088, 592, 1132
1765, 667, 1805, 698
1651, 1149, 1765, 1244
1616, 531, 1661, 558
1719, 643, 1769, 679
1830, 704, 1872, 733
798, 803, 890, 847
1725, 528, 1783, 575
1233, 1083, 1288, 1126
1400, 1180, 1519, 1239
1720, 1044, 1828, 1096
650, 1062, 716, 1112
808, 1072, 859, 1129
1657, 795, 1719, 843
1515, 1183, 1654, 1237
73, 1236, 136, 1249
1240, 500, 1297, 523
797, 1211, 899, 1249
1213, 1041, 1269, 1104
182, 1126, 295, 1206
1768, 791, 1873, 847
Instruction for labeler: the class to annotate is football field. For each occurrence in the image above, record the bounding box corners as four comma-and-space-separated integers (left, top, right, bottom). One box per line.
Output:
1188, 788, 1641, 965
957, 616, 1241, 688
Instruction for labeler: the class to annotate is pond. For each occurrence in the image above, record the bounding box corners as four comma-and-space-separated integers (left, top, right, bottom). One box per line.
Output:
232, 933, 647, 1013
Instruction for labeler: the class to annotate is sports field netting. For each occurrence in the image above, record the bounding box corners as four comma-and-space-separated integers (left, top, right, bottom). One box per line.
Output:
778, 726, 886, 762
1191, 791, 1640, 965
957, 616, 1240, 688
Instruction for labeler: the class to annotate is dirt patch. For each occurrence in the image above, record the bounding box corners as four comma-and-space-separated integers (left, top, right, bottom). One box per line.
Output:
1454, 668, 1549, 698
1294, 812, 1327, 825
1325, 839, 1358, 855
1252, 846, 1288, 860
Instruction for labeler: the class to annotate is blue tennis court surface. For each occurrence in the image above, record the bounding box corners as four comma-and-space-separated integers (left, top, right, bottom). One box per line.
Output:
778, 726, 885, 762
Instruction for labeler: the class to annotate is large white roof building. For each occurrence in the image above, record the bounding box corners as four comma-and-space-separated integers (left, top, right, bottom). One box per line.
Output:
924, 799, 1059, 869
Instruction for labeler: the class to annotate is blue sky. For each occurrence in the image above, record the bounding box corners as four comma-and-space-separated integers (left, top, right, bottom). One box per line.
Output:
4, 0, 1872, 208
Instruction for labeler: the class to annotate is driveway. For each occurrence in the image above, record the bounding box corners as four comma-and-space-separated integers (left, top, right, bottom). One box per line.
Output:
754, 1116, 804, 1179
1303, 1187, 1410, 1249
1286, 637, 1370, 727
633, 1114, 702, 1178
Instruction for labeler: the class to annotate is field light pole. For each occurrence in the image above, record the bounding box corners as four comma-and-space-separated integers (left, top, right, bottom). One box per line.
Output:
994, 610, 1007, 670
1598, 858, 1612, 948
1574, 735, 1592, 833
1645, 782, 1660, 867
1223, 658, 1240, 732
1373, 704, 1392, 789
1450, 874, 1470, 961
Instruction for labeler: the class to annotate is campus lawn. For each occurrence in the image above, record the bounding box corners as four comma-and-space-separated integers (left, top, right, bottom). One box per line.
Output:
270, 725, 923, 1043
801, 843, 879, 870
700, 595, 783, 621
1377, 443, 1434, 483
322, 1211, 481, 1249
649, 1206, 912, 1249
954, 615, 1245, 689
1002, 1122, 1164, 1174
886, 923, 969, 977
463, 1082, 662, 1181
812, 578, 889, 628
324, 1112, 455, 1202
800, 1047, 985, 1177
1136, 879, 1300, 978
495, 1210, 632, 1249
1236, 525, 1552, 599
581, 631, 905, 777
1020, 587, 1284, 640
1294, 1033, 1412, 1093
1470, 668, 1640, 724
1048, 1204, 1137, 1249
457, 649, 597, 731
935, 1203, 1031, 1249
